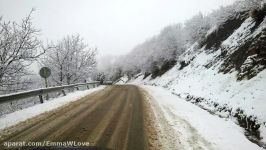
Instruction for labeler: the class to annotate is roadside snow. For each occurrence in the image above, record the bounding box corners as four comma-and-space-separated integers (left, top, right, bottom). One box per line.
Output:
129, 73, 151, 84
0, 86, 105, 130
116, 75, 129, 84
143, 85, 263, 150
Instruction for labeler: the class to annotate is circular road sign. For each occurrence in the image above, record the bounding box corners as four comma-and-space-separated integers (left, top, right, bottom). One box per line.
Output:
39, 67, 51, 78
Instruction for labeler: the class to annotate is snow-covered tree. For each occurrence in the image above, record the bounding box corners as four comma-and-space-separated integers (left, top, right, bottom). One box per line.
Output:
156, 24, 185, 61
184, 13, 210, 44
94, 72, 106, 84
0, 10, 46, 93
208, 0, 264, 27
41, 34, 97, 85
98, 24, 186, 79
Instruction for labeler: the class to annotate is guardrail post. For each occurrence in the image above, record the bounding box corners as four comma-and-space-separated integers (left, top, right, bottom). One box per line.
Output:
62, 89, 66, 96
87, 85, 90, 89
39, 95, 44, 103
46, 94, 49, 100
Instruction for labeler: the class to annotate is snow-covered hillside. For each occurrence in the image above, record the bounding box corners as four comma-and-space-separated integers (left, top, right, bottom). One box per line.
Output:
129, 15, 266, 148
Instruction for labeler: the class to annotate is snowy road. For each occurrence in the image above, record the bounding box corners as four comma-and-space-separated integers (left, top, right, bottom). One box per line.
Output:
0, 85, 159, 150
0, 85, 263, 150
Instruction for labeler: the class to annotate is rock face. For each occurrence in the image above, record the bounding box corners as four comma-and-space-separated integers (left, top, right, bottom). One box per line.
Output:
201, 11, 248, 50
200, 11, 266, 80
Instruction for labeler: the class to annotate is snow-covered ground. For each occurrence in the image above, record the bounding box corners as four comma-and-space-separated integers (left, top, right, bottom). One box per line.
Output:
0, 86, 105, 130
142, 85, 263, 150
115, 75, 129, 84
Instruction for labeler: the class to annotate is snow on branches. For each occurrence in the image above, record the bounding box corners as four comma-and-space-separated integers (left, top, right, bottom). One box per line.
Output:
0, 9, 47, 93
41, 34, 97, 85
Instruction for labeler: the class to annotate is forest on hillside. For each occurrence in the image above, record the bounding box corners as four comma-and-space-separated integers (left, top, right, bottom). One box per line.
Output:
98, 0, 266, 82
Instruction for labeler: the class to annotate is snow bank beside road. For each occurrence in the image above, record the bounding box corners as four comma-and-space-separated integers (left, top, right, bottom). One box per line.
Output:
115, 75, 129, 84
0, 86, 105, 130
143, 85, 262, 150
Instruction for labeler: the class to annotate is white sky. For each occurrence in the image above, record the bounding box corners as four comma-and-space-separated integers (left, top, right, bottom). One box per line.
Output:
0, 0, 235, 57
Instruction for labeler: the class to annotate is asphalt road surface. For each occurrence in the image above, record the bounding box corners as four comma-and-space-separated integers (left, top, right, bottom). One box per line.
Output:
0, 85, 160, 150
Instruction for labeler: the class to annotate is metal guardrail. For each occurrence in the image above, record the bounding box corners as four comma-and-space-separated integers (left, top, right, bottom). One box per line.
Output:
0, 81, 100, 104
101, 81, 113, 85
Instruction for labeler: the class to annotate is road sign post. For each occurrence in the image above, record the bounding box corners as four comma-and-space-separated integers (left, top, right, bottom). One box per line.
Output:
39, 67, 51, 101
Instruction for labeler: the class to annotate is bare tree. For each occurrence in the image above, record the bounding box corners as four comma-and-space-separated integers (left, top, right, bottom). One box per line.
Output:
41, 34, 97, 85
0, 9, 46, 93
